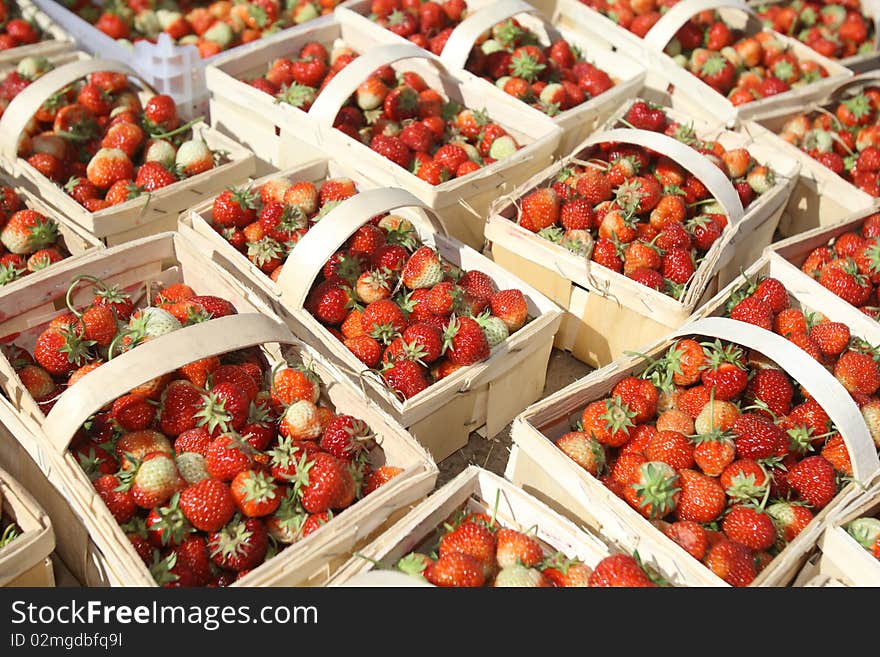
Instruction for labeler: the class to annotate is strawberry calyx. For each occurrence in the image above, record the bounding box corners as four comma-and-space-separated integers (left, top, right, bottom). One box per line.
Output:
239, 470, 278, 505
208, 514, 254, 561
149, 550, 179, 586
600, 395, 636, 435
246, 236, 284, 267
195, 390, 234, 435
632, 461, 680, 518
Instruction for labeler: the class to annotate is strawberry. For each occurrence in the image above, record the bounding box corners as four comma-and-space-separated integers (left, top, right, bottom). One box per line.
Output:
94, 474, 137, 524
664, 520, 708, 560
489, 289, 527, 332
382, 358, 428, 399
208, 516, 268, 572
787, 455, 837, 508
1, 210, 57, 255
495, 528, 543, 569
627, 460, 681, 518
111, 394, 155, 431
834, 349, 880, 395
722, 506, 776, 551
645, 430, 694, 470
130, 452, 184, 509
704, 539, 755, 587
86, 148, 134, 190
320, 415, 373, 461
729, 296, 773, 330
745, 368, 794, 417
231, 469, 281, 518
296, 452, 354, 513
556, 432, 606, 476
425, 552, 485, 587
212, 186, 258, 228
582, 397, 636, 447
766, 501, 813, 543
675, 469, 726, 523
402, 246, 444, 289
178, 478, 235, 532
205, 433, 254, 482
732, 413, 785, 460
588, 554, 656, 587
519, 188, 559, 232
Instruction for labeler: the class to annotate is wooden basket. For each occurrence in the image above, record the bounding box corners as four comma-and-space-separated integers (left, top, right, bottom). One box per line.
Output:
506, 316, 880, 586
0, 230, 438, 586
745, 0, 880, 74
187, 184, 563, 462
486, 117, 799, 368
0, 172, 102, 293
0, 58, 255, 246
0, 463, 55, 587
797, 474, 880, 587
765, 207, 880, 337
0, 0, 73, 67
747, 72, 880, 238
208, 30, 561, 249
329, 465, 623, 585
335, 0, 646, 156
554, 0, 853, 127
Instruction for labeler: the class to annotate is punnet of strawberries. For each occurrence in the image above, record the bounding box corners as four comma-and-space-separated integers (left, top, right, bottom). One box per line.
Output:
554, 328, 857, 586
513, 101, 774, 299
724, 272, 880, 450
207, 174, 359, 281
0, 0, 47, 51
796, 213, 880, 317
245, 38, 521, 184
365, 0, 617, 118
577, 0, 829, 105
10, 63, 227, 213
0, 183, 74, 287
845, 512, 880, 561
390, 505, 665, 587
777, 89, 880, 196
304, 215, 531, 401
69, 0, 342, 59
755, 0, 876, 61
1, 276, 405, 587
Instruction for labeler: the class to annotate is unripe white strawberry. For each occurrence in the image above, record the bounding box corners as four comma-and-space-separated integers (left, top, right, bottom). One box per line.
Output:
143, 138, 177, 168
176, 452, 209, 485
131, 452, 182, 508
475, 313, 508, 348
494, 565, 547, 587
133, 306, 181, 338
17, 56, 50, 80
175, 139, 214, 177
281, 400, 322, 440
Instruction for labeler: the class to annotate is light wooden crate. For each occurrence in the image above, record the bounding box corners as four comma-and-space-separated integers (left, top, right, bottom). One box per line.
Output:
486, 109, 799, 368
335, 0, 647, 156
329, 465, 631, 586
0, 463, 55, 587
207, 22, 561, 249
0, 58, 255, 246
0, 230, 437, 586
185, 177, 563, 462
765, 207, 880, 336
748, 72, 880, 238
0, 0, 73, 67
506, 316, 880, 586
554, 0, 853, 127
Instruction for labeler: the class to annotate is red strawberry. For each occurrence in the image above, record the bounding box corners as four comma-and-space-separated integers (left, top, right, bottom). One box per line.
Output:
178, 478, 236, 532
208, 516, 268, 572
588, 554, 656, 587
787, 456, 837, 508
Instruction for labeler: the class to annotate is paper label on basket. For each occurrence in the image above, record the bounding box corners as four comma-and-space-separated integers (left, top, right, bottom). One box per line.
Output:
673, 317, 879, 482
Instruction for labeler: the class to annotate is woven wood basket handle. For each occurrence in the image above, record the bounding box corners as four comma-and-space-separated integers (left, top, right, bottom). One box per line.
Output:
42, 314, 294, 454
642, 0, 752, 52
308, 43, 447, 126
275, 187, 448, 310
579, 127, 745, 225
825, 71, 880, 104
439, 0, 537, 71
0, 59, 141, 161
674, 317, 880, 482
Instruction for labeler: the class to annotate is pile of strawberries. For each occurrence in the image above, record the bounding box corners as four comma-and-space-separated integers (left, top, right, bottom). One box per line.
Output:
2, 277, 403, 586
846, 513, 880, 560
797, 213, 880, 316
725, 273, 880, 450
71, 0, 341, 58
14, 66, 222, 213
555, 329, 852, 586
756, 0, 875, 61
305, 216, 529, 400
0, 56, 54, 119
209, 175, 359, 281
0, 0, 43, 51
579, 0, 829, 104
248, 38, 521, 183
366, 0, 617, 117
0, 183, 72, 287
514, 101, 772, 299
778, 89, 880, 196
392, 505, 662, 586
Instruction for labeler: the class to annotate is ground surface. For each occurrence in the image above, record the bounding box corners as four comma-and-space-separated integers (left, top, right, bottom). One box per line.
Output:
437, 349, 592, 486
